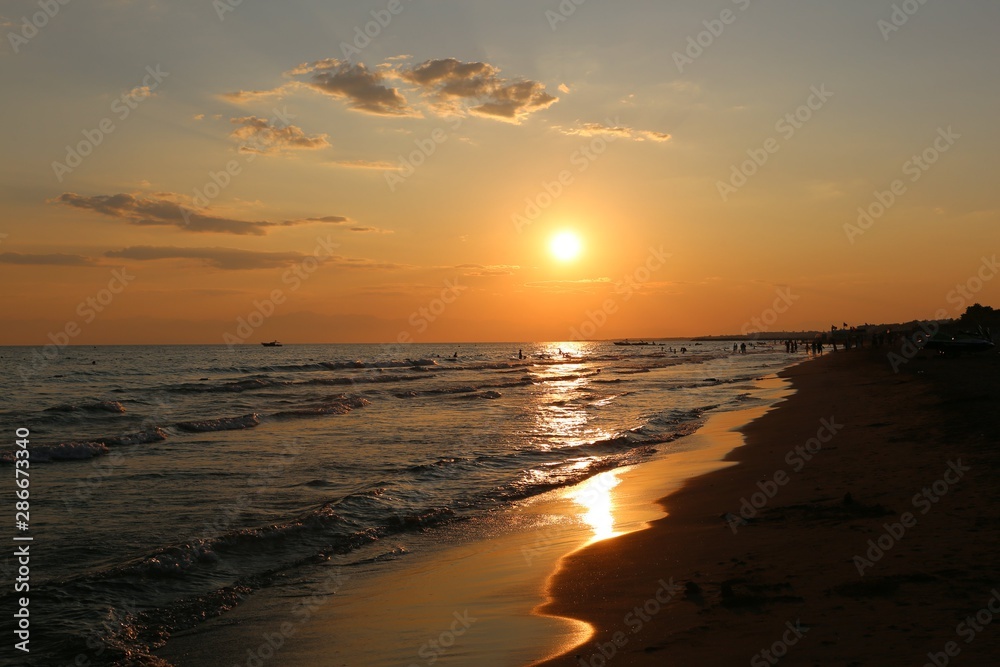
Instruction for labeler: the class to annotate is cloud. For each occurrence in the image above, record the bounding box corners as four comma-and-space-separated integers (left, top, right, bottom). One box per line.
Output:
289, 59, 412, 116
226, 57, 558, 123
303, 215, 350, 224
524, 278, 612, 286
104, 246, 407, 271
328, 159, 402, 171
55, 193, 350, 236
558, 121, 671, 143
105, 246, 305, 270
230, 116, 330, 154
0, 252, 99, 267
220, 89, 284, 103
348, 226, 394, 234
456, 264, 520, 277
400, 58, 557, 121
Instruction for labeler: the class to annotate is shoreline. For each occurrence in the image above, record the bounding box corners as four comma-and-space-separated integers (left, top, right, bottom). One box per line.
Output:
535, 349, 1000, 665
159, 370, 795, 666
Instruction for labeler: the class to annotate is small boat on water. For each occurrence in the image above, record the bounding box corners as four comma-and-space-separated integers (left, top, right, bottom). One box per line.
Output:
613, 340, 654, 346
261, 340, 283, 347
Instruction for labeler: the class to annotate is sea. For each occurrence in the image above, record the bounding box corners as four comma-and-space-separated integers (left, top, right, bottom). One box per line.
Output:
0, 341, 798, 666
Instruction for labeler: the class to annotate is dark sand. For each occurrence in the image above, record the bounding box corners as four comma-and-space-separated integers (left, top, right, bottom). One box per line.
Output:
536, 349, 1000, 666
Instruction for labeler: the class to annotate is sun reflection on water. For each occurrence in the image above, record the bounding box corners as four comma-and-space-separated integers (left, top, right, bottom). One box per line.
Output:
570, 470, 622, 543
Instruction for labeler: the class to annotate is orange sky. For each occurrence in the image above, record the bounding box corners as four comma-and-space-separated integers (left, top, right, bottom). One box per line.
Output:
2, 1, 999, 344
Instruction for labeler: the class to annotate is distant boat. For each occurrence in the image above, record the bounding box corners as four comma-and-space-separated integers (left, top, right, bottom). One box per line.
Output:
261, 340, 283, 347
613, 340, 654, 346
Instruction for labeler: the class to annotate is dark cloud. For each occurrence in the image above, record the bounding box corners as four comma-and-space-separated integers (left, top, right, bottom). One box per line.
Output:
105, 246, 303, 270
401, 58, 557, 121
228, 57, 557, 123
290, 59, 412, 116
0, 252, 98, 267
104, 246, 407, 271
230, 116, 330, 153
55, 193, 349, 236
348, 226, 393, 234
304, 216, 350, 223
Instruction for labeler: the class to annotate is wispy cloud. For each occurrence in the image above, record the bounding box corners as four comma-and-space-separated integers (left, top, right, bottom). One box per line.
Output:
220, 88, 284, 103
456, 264, 520, 277
327, 159, 402, 171
0, 252, 99, 267
55, 193, 350, 236
348, 226, 394, 234
230, 116, 330, 153
557, 121, 671, 143
104, 246, 407, 271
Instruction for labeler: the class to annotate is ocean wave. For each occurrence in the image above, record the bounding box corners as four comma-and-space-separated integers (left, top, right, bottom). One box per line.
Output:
455, 390, 502, 400
45, 400, 127, 414
175, 413, 261, 433
166, 373, 433, 394
102, 427, 168, 447
2, 441, 109, 463
271, 396, 370, 419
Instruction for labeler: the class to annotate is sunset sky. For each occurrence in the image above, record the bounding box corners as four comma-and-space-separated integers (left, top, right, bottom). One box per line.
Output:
2, 1, 998, 344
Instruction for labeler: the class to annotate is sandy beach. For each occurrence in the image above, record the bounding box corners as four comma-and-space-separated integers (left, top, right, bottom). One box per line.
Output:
537, 349, 1000, 665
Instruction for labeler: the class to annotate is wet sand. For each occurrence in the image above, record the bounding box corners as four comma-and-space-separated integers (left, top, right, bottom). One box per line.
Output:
536, 349, 1000, 666
172, 378, 791, 666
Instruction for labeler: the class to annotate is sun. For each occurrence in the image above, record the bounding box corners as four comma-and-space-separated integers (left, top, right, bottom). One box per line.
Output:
550, 231, 583, 262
